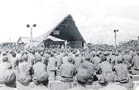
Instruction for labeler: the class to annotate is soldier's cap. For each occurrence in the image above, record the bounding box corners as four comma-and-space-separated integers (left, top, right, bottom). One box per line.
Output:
2, 56, 8, 62
96, 52, 100, 56
36, 56, 42, 61
50, 52, 54, 57
40, 51, 44, 55
125, 50, 129, 53
104, 51, 110, 56
101, 55, 106, 61
115, 52, 119, 56
17, 56, 22, 61
2, 51, 7, 56
117, 57, 123, 63
77, 69, 89, 83
75, 53, 79, 56
34, 72, 48, 82
44, 54, 50, 58
85, 55, 90, 60
3, 70, 16, 85
67, 57, 73, 62
137, 51, 139, 54
23, 50, 28, 53
21, 55, 28, 61
30, 50, 35, 54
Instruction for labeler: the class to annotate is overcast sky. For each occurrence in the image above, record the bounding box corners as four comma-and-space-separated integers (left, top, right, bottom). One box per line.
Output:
0, 0, 139, 45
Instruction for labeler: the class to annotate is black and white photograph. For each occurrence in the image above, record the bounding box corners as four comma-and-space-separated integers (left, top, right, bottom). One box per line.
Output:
0, 0, 139, 90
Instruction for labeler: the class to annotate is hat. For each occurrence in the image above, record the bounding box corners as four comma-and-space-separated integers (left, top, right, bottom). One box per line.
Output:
137, 51, 139, 54
117, 56, 123, 63
50, 52, 54, 57
85, 55, 90, 61
44, 54, 50, 58
21, 55, 28, 61
2, 56, 8, 62
96, 52, 100, 56
67, 57, 73, 62
30, 50, 35, 54
3, 70, 16, 85
75, 53, 79, 56
115, 52, 119, 56
34, 72, 48, 82
2, 51, 7, 56
36, 56, 42, 62
103, 52, 108, 56
101, 55, 107, 61
77, 69, 89, 83
11, 52, 16, 57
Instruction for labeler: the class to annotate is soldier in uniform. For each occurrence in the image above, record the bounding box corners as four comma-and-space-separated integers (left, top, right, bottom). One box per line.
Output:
32, 56, 47, 84
28, 50, 36, 66
114, 56, 129, 83
81, 55, 95, 85
16, 54, 32, 90
62, 53, 69, 64
60, 57, 76, 89
91, 52, 101, 69
68, 69, 89, 90
0, 69, 16, 90
9, 51, 18, 70
132, 51, 139, 74
122, 50, 132, 69
113, 57, 131, 89
31, 72, 50, 90
47, 52, 57, 80
74, 53, 83, 70
0, 56, 12, 85
97, 55, 113, 84
98, 72, 127, 90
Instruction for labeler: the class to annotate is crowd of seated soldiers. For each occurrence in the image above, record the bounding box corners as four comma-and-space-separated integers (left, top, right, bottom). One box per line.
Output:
0, 46, 138, 90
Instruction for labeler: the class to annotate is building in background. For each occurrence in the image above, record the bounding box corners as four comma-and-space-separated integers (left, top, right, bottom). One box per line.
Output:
17, 37, 30, 44
25, 14, 85, 48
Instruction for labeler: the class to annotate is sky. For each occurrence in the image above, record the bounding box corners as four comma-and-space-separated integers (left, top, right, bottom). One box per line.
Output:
0, 0, 139, 45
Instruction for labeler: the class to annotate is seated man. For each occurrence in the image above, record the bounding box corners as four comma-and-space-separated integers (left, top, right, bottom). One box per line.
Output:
47, 53, 57, 80
96, 55, 113, 85
81, 55, 95, 85
132, 51, 139, 75
60, 57, 76, 89
0, 56, 12, 83
32, 56, 47, 85
31, 72, 50, 90
16, 55, 32, 90
60, 57, 76, 82
68, 69, 89, 90
113, 58, 129, 83
0, 69, 16, 90
98, 72, 127, 90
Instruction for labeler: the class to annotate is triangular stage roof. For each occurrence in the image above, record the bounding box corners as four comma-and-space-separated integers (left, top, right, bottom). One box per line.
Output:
50, 14, 85, 42
29, 14, 85, 47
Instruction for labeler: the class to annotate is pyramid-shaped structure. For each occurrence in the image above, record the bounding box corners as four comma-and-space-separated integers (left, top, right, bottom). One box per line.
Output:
50, 14, 85, 42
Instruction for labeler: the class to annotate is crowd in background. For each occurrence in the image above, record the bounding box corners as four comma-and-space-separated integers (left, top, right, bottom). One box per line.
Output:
0, 44, 139, 90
